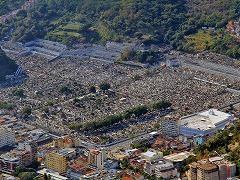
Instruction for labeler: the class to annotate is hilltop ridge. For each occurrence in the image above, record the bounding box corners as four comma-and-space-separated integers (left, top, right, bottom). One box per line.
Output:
0, 0, 239, 58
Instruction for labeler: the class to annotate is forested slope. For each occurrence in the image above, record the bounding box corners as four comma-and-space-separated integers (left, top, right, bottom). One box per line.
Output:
0, 0, 240, 57
0, 0, 27, 15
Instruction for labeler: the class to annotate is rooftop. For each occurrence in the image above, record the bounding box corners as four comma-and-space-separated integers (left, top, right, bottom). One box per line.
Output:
142, 151, 157, 158
180, 109, 233, 131
164, 151, 194, 163
198, 161, 219, 171
37, 169, 68, 180
89, 150, 100, 155
58, 148, 75, 156
155, 161, 174, 169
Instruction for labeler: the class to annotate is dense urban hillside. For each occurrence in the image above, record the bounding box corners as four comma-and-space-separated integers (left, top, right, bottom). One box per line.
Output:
0, 48, 18, 82
0, 0, 240, 57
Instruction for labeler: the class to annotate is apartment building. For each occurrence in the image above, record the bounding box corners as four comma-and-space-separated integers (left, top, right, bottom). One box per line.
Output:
0, 126, 16, 148
45, 152, 67, 174
18, 141, 38, 162
188, 158, 236, 180
0, 153, 20, 173
161, 115, 179, 136
88, 149, 106, 170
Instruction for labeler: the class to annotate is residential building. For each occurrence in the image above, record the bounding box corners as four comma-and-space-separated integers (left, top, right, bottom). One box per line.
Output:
52, 136, 74, 148
226, 19, 240, 38
209, 157, 236, 180
11, 149, 32, 167
117, 169, 144, 180
197, 161, 219, 180
141, 149, 163, 162
161, 116, 179, 136
88, 149, 106, 170
155, 161, 178, 179
18, 141, 38, 162
188, 160, 220, 180
0, 153, 20, 173
58, 148, 76, 160
45, 152, 67, 174
0, 126, 16, 148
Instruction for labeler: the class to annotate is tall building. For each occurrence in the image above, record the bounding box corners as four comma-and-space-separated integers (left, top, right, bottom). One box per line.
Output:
0, 126, 16, 148
188, 160, 219, 180
161, 116, 179, 136
88, 149, 106, 170
45, 152, 67, 174
188, 162, 198, 180
18, 141, 38, 162
197, 161, 219, 180
209, 157, 236, 180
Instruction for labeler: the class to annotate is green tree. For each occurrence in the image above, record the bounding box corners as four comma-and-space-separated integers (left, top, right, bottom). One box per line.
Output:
59, 85, 71, 94
18, 172, 37, 180
99, 82, 111, 91
22, 106, 32, 118
13, 88, 24, 97
88, 85, 96, 93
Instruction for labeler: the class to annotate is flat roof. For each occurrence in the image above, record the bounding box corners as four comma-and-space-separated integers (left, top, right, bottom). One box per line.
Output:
149, 132, 158, 135
58, 148, 75, 156
142, 151, 156, 158
209, 156, 223, 162
155, 161, 173, 169
164, 151, 194, 162
37, 169, 68, 180
180, 109, 233, 131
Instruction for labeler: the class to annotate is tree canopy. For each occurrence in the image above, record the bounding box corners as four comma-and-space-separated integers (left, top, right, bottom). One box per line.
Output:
0, 0, 240, 58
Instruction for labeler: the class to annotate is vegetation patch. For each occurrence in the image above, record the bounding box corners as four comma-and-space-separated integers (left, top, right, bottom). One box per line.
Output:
183, 30, 214, 53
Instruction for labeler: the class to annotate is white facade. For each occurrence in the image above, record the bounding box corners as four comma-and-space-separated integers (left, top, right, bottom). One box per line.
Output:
88, 149, 106, 170
0, 126, 16, 148
180, 109, 234, 137
141, 150, 163, 162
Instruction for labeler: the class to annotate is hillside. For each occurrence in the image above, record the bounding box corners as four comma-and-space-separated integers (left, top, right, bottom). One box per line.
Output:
186, 0, 240, 27
0, 0, 27, 15
0, 0, 240, 57
0, 48, 18, 82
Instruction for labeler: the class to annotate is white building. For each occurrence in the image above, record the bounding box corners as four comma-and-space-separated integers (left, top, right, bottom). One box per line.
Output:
88, 149, 106, 170
180, 109, 234, 137
141, 149, 163, 162
0, 126, 16, 148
